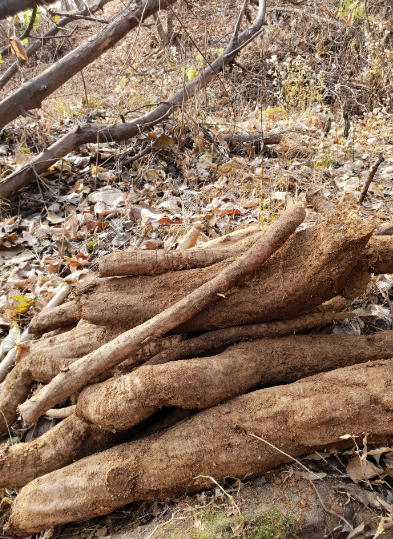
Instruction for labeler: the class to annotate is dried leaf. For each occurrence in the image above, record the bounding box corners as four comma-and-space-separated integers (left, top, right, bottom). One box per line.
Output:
232, 519, 245, 537
10, 295, 34, 315
10, 37, 28, 60
157, 217, 182, 225
346, 457, 384, 482
153, 133, 175, 149
47, 211, 65, 224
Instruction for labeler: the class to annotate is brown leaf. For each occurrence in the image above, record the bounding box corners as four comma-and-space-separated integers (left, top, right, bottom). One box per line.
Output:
10, 37, 28, 61
153, 133, 175, 149
232, 519, 245, 537
346, 457, 384, 482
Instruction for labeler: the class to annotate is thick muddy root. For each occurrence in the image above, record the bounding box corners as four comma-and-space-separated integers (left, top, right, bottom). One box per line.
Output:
0, 408, 191, 490
364, 236, 393, 274
0, 415, 117, 489
147, 310, 350, 365
98, 230, 261, 277
0, 321, 182, 435
20, 205, 306, 425
0, 363, 32, 435
76, 331, 393, 431
30, 208, 374, 335
7, 358, 393, 536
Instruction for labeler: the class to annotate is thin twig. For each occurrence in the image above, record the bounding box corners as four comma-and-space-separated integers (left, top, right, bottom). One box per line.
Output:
127, 144, 153, 162
247, 432, 322, 480
233, 0, 249, 42
195, 475, 242, 515
232, 59, 263, 79
48, 11, 109, 23
309, 481, 353, 530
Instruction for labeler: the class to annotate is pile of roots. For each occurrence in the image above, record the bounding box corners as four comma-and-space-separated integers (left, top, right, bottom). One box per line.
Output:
1, 191, 393, 537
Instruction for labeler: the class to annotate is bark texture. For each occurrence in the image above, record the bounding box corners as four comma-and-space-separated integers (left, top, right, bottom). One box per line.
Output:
0, 0, 178, 131
76, 331, 393, 432
7, 358, 393, 536
0, 0, 115, 91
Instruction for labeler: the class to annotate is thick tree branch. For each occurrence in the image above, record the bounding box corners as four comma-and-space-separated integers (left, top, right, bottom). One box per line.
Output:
0, 0, 178, 131
0, 0, 114, 90
0, 0, 57, 20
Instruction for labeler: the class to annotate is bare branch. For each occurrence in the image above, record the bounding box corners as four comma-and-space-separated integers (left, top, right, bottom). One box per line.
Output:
0, 0, 268, 198
0, 0, 115, 91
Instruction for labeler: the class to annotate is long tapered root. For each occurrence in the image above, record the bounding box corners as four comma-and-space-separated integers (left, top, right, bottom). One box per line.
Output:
29, 206, 372, 337
76, 331, 393, 432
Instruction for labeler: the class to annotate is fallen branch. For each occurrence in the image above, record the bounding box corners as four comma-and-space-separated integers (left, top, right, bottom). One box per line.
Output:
0, 0, 178, 132
0, 0, 115, 91
359, 154, 385, 204
0, 0, 268, 198
0, 0, 58, 19
7, 358, 393, 536
18, 204, 305, 424
222, 131, 282, 145
76, 331, 393, 432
